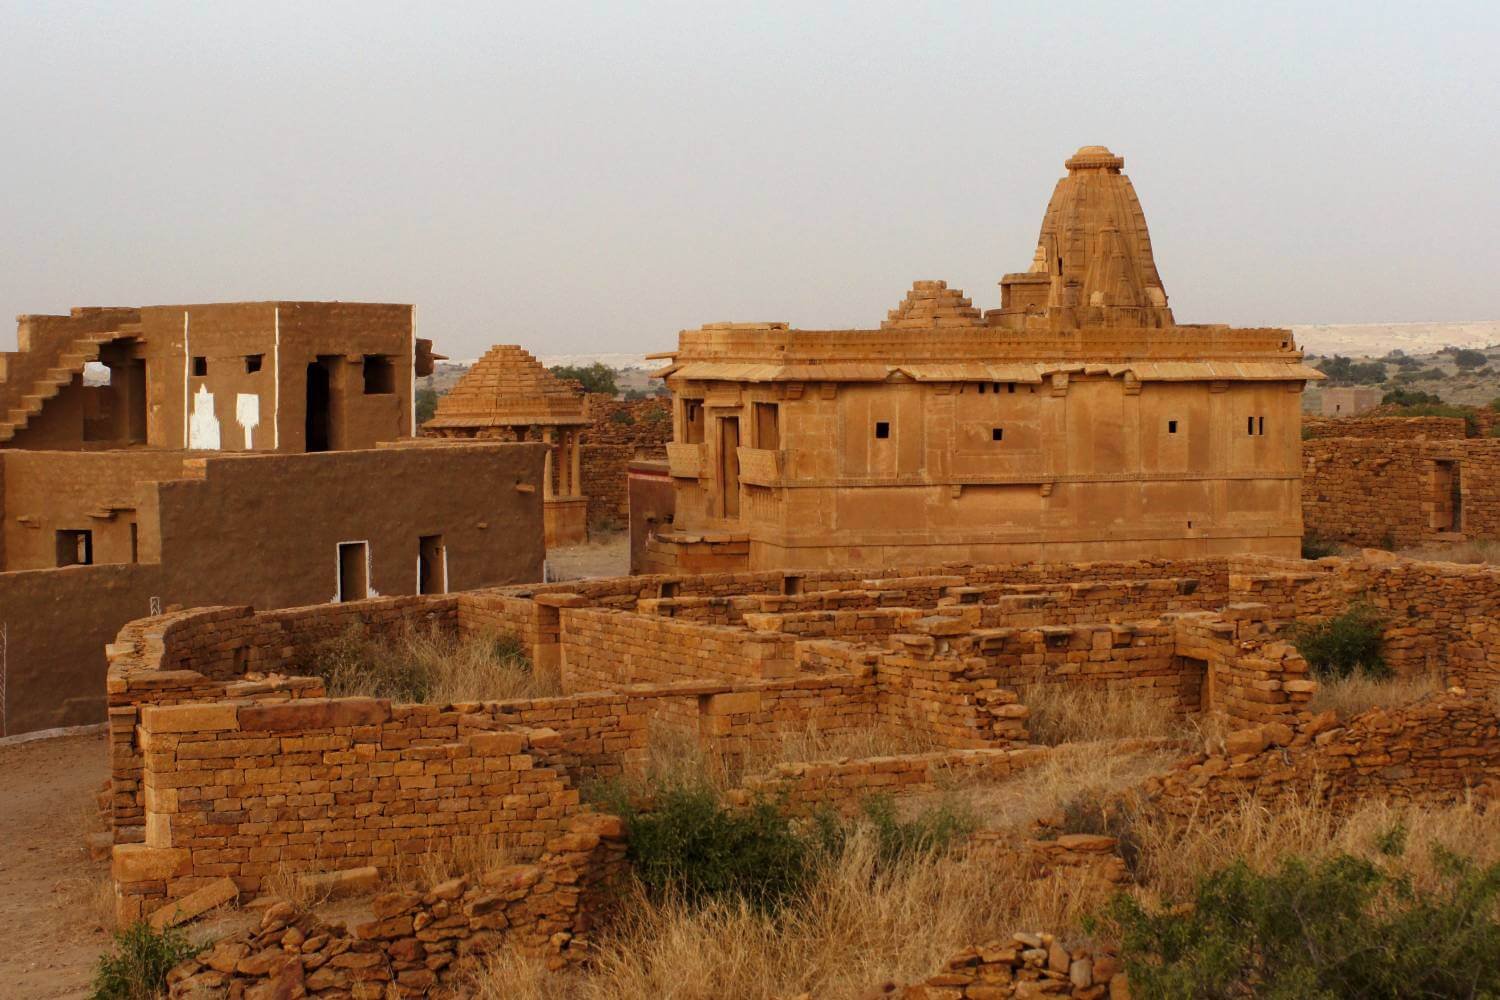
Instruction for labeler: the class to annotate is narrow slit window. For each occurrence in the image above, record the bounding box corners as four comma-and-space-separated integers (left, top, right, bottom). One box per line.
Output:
192, 356, 208, 377
1258, 416, 1265, 435
1247, 416, 1255, 435
874, 421, 890, 440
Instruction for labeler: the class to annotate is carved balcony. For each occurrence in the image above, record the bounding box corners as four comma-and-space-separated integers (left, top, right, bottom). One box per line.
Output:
736, 447, 784, 486
666, 442, 704, 479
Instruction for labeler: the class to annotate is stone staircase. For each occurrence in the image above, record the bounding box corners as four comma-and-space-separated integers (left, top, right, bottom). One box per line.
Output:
0, 321, 138, 445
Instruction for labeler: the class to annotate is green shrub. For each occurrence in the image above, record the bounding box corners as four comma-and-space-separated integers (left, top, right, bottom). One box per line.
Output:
1381, 387, 1442, 406
609, 409, 635, 425
613, 784, 814, 910
1385, 402, 1478, 435
90, 922, 200, 1000
414, 387, 440, 424
1452, 348, 1488, 370
549, 362, 618, 396
1098, 850, 1500, 1000
850, 793, 975, 865
1289, 603, 1387, 680
1300, 533, 1341, 559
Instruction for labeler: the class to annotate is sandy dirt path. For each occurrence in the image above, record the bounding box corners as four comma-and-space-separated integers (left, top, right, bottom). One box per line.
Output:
0, 729, 113, 999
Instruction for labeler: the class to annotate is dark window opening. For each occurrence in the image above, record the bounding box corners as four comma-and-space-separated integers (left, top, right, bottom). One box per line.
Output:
1258, 416, 1265, 435
659, 580, 680, 599
1168, 420, 1178, 434
1247, 416, 1255, 435
129, 523, 138, 563
337, 541, 369, 602
875, 421, 890, 439
1007, 382, 1016, 394
192, 356, 208, 377
992, 427, 1004, 441
306, 359, 333, 452
363, 355, 396, 394
56, 529, 93, 567
245, 354, 264, 374
978, 382, 986, 394
418, 534, 446, 594
992, 383, 1001, 394
782, 575, 803, 596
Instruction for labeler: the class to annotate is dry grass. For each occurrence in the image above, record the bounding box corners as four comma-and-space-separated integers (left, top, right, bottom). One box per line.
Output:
469, 831, 1114, 1000
1396, 539, 1500, 564
1127, 790, 1500, 902
1306, 671, 1444, 719
634, 720, 947, 796
305, 624, 560, 704
1019, 685, 1196, 746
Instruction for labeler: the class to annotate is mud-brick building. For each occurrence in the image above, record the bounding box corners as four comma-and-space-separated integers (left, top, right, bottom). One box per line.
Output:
645, 147, 1323, 572
424, 345, 590, 546
0, 301, 438, 452
0, 302, 543, 737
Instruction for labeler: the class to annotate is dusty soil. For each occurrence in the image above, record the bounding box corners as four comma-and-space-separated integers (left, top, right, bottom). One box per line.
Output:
547, 531, 629, 580
0, 729, 113, 999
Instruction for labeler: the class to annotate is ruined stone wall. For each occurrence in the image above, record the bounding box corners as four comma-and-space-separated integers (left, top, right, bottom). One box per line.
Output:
113, 699, 580, 924
559, 606, 798, 690
1233, 558, 1500, 692
579, 395, 671, 526
732, 746, 1049, 817
1302, 415, 1467, 440
1141, 691, 1500, 820
1303, 437, 1500, 546
166, 812, 628, 997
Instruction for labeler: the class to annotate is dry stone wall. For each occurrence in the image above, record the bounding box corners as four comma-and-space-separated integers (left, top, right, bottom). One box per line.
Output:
166, 812, 628, 998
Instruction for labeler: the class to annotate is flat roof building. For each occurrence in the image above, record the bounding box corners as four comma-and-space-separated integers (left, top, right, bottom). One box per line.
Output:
644, 147, 1323, 572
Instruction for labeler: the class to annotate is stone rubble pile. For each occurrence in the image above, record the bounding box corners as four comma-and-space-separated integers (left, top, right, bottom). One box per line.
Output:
167, 812, 626, 998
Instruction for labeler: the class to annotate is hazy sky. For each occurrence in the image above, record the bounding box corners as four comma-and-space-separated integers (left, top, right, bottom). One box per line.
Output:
2, 1, 1496, 359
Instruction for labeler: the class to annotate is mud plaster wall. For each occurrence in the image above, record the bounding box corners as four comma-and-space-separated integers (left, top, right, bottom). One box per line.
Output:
0, 444, 546, 735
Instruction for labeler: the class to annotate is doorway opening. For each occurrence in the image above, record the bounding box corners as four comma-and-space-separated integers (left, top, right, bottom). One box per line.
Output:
337, 541, 369, 601
306, 358, 334, 452
1432, 460, 1462, 531
718, 416, 741, 518
55, 529, 93, 567
1176, 655, 1212, 711
418, 534, 447, 594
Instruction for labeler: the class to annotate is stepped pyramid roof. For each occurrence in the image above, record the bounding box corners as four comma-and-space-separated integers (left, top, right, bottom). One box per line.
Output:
880, 280, 984, 330
425, 344, 588, 429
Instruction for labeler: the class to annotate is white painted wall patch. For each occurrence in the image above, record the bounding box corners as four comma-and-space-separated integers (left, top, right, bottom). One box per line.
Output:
236, 393, 261, 449
188, 385, 221, 450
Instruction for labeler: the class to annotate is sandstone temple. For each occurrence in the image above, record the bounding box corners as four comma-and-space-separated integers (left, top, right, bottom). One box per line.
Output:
642, 147, 1323, 573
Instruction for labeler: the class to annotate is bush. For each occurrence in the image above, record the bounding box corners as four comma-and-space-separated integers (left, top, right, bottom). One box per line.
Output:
1300, 533, 1341, 559
613, 784, 814, 910
1385, 402, 1478, 435
1289, 603, 1387, 680
414, 387, 440, 425
1381, 387, 1442, 406
1315, 355, 1386, 385
300, 624, 547, 703
550, 362, 619, 396
90, 922, 200, 1000
847, 793, 975, 865
1099, 850, 1500, 999
1452, 348, 1488, 370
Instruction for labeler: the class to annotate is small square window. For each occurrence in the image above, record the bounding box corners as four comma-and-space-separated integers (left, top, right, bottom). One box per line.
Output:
192, 356, 208, 377
875, 421, 890, 440
245, 354, 263, 374
56, 529, 93, 566
363, 355, 396, 394
992, 427, 1004, 441
1168, 420, 1178, 434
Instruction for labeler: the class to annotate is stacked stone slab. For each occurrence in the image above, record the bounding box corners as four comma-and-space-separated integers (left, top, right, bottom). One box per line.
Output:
881, 280, 985, 329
